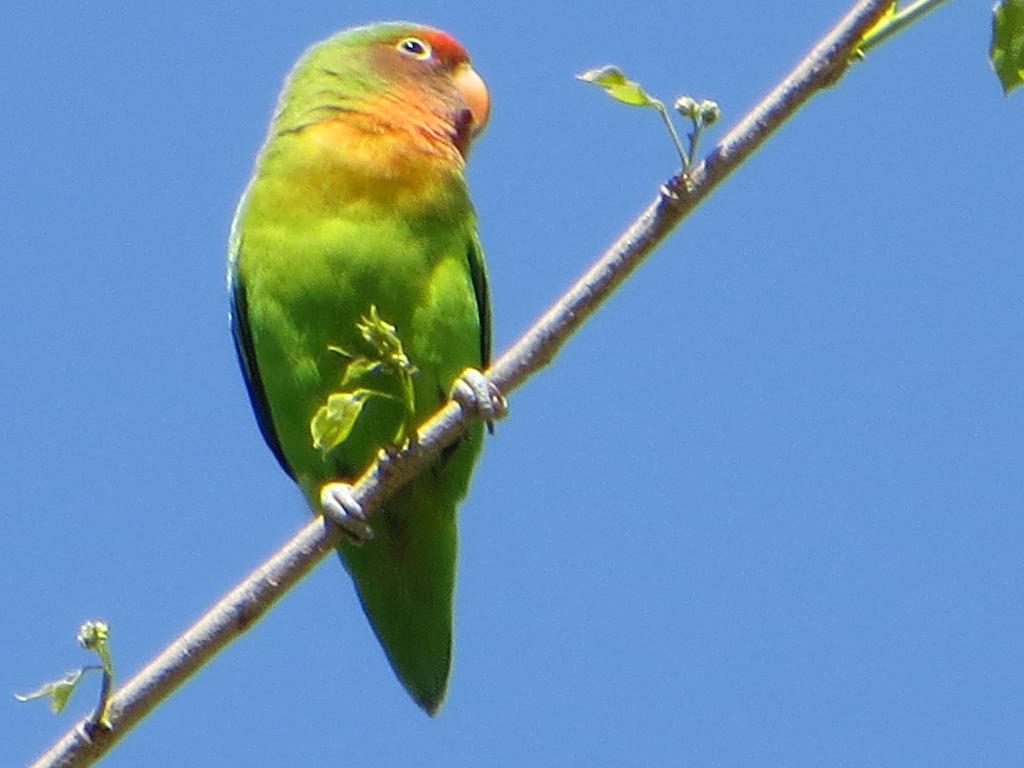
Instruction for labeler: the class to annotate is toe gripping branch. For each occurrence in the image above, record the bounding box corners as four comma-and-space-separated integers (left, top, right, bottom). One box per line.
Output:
451, 368, 507, 434
319, 482, 373, 542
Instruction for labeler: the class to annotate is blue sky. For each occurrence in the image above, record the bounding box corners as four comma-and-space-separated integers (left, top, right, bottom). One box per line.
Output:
3, 1, 1022, 766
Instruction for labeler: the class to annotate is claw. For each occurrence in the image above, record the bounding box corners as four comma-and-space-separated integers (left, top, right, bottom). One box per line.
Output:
451, 368, 508, 433
377, 442, 402, 463
319, 482, 373, 542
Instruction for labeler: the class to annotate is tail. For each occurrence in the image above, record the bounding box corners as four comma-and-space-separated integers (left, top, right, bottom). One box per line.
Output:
337, 480, 458, 715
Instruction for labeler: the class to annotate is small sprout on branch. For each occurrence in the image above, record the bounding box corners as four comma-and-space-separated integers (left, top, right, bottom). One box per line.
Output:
991, 0, 1024, 94
674, 96, 721, 170
674, 97, 721, 127
577, 65, 720, 175
16, 620, 115, 730
354, 305, 415, 379
311, 306, 419, 455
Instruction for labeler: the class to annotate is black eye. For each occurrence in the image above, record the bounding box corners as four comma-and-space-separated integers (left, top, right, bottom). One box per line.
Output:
396, 37, 431, 60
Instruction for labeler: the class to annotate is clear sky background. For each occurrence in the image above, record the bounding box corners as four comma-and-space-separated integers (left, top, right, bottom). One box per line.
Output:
3, 1, 1021, 766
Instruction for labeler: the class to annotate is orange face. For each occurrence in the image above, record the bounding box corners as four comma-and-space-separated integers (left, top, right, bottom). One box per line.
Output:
290, 24, 491, 181
376, 26, 490, 155
409, 27, 490, 134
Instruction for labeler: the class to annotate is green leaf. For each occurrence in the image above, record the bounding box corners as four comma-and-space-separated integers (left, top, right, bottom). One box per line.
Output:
992, 0, 1024, 94
310, 390, 374, 455
577, 65, 658, 107
49, 676, 78, 713
340, 356, 382, 387
15, 668, 87, 713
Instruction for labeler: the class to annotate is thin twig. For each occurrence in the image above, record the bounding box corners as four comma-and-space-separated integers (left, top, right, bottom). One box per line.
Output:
29, 2, 893, 765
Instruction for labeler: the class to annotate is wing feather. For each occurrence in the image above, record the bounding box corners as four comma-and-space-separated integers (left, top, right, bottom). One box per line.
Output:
228, 237, 295, 479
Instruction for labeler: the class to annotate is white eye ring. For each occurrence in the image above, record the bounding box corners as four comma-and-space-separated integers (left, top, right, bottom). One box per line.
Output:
396, 37, 432, 60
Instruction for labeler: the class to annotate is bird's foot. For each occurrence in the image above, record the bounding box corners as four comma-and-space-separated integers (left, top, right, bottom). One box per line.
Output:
451, 368, 507, 433
319, 482, 373, 542
374, 440, 410, 483
377, 441, 403, 463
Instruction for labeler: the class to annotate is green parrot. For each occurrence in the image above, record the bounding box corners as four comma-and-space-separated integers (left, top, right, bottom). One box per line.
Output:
227, 22, 491, 715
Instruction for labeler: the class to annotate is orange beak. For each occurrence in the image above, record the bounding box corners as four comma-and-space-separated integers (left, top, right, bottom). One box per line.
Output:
453, 63, 490, 138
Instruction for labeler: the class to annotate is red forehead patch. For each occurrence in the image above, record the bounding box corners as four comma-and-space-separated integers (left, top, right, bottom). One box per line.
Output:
415, 27, 469, 63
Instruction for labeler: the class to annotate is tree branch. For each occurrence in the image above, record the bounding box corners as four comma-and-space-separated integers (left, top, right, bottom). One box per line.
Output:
30, 1, 892, 765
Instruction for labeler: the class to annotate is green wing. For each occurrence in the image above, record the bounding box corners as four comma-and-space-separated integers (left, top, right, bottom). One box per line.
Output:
466, 231, 491, 368
227, 233, 294, 479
